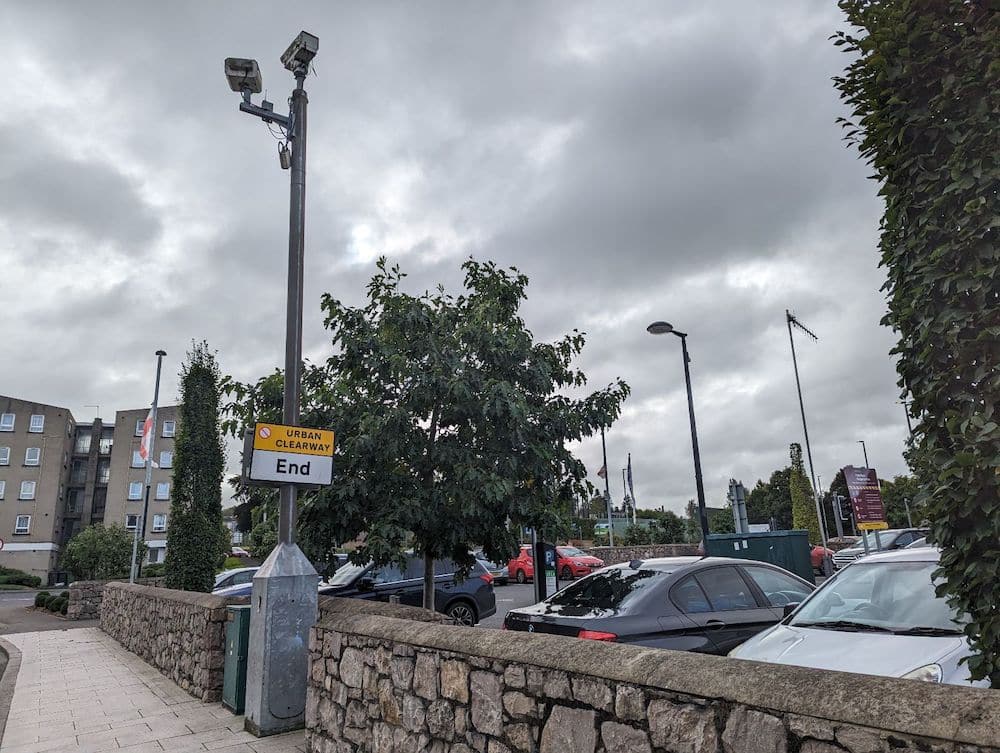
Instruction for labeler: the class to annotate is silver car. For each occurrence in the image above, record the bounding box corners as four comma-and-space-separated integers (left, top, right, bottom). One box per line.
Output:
213, 566, 258, 592
729, 548, 984, 687
832, 528, 926, 569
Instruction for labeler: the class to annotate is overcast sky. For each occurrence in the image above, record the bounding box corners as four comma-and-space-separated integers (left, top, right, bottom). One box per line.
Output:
0, 2, 910, 514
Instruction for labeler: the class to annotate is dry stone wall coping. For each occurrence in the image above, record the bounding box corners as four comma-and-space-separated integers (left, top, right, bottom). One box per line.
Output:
314, 610, 1000, 749
319, 594, 452, 624
581, 544, 699, 564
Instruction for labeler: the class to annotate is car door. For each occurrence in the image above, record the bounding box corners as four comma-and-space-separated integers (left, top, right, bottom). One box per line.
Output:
662, 576, 722, 653
366, 562, 409, 603
738, 564, 815, 621
679, 566, 774, 654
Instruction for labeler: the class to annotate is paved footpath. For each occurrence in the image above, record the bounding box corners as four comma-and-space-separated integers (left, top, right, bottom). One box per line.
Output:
0, 629, 306, 753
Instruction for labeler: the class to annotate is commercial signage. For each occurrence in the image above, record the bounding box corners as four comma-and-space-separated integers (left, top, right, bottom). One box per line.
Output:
842, 465, 887, 531
248, 422, 335, 487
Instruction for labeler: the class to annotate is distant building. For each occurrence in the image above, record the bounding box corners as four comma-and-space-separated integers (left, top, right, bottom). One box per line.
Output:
0, 395, 179, 582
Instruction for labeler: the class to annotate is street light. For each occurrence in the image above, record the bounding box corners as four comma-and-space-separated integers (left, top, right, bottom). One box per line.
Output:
857, 440, 870, 468
225, 31, 319, 738
646, 321, 710, 550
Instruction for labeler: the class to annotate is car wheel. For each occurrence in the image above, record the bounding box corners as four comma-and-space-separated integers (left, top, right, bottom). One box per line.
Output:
447, 601, 477, 626
516, 569, 527, 584
560, 566, 573, 581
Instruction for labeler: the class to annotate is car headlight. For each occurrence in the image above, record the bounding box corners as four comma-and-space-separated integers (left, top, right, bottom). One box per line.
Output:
901, 664, 942, 683
574, 561, 584, 566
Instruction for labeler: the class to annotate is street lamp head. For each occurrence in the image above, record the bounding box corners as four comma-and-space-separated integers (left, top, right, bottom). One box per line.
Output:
155, 350, 167, 357
224, 57, 262, 94
280, 31, 319, 74
646, 321, 674, 336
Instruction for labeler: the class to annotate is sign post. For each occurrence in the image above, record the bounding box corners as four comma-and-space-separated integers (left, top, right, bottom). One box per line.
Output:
842, 465, 887, 554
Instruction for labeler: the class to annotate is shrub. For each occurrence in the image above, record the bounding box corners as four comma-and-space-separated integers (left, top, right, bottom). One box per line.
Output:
47, 598, 63, 613
60, 600, 68, 616
0, 574, 42, 588
142, 563, 166, 578
60, 590, 69, 599
34, 591, 50, 607
62, 524, 143, 581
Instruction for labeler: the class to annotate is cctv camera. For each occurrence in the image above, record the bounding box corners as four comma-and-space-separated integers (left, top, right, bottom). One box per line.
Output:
224, 57, 263, 93
281, 31, 319, 73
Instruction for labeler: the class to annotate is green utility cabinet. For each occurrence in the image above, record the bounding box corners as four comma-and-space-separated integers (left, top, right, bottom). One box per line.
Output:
706, 530, 814, 583
222, 605, 251, 714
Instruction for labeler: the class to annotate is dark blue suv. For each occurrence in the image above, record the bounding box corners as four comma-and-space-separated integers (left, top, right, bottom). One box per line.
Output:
318, 553, 496, 626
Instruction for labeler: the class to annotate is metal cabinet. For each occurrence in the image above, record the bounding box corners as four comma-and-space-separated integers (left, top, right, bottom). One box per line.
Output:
222, 605, 251, 714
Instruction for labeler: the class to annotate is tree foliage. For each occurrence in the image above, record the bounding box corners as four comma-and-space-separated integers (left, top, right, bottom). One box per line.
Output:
747, 467, 793, 530
834, 0, 999, 684
224, 258, 629, 608
164, 342, 228, 592
789, 444, 821, 544
62, 525, 142, 581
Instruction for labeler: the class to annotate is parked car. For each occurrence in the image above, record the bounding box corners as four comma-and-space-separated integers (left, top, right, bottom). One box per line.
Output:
213, 567, 258, 592
832, 528, 928, 569
318, 553, 496, 626
905, 536, 932, 548
473, 551, 509, 585
230, 546, 251, 558
507, 545, 605, 583
810, 545, 835, 574
730, 548, 983, 687
502, 556, 815, 653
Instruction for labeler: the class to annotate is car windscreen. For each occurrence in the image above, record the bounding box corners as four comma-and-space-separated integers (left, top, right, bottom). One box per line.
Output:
542, 567, 668, 617
557, 547, 586, 557
324, 561, 368, 586
791, 561, 966, 633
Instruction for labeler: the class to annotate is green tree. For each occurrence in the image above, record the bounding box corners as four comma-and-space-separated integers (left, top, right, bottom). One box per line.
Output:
653, 511, 686, 543
225, 259, 628, 608
62, 525, 142, 581
879, 475, 923, 528
746, 468, 793, 530
587, 494, 609, 518
789, 444, 821, 544
834, 0, 999, 685
164, 343, 228, 592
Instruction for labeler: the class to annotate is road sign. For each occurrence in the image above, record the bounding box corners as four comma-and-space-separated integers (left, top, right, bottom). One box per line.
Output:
248, 422, 335, 487
842, 465, 886, 529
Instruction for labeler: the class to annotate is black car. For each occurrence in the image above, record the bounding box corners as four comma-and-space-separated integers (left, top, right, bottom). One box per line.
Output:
503, 556, 815, 654
319, 553, 496, 626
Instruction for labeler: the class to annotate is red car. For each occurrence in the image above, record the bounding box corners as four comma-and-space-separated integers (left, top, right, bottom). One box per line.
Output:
810, 545, 834, 573
507, 545, 605, 583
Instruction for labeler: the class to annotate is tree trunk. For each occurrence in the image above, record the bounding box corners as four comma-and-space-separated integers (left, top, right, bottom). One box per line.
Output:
423, 551, 435, 610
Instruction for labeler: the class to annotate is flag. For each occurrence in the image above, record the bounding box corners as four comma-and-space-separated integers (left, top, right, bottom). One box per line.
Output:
597, 464, 607, 479
627, 453, 635, 500
139, 410, 154, 462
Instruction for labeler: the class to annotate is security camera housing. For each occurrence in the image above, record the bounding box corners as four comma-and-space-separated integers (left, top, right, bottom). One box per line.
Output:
224, 58, 263, 93
281, 31, 319, 73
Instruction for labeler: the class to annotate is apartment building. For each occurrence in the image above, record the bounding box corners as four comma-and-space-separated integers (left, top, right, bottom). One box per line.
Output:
0, 396, 75, 578
0, 395, 180, 580
104, 407, 178, 565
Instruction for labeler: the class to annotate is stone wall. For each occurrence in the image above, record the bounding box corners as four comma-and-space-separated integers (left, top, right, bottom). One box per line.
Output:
100, 583, 230, 701
581, 543, 698, 565
67, 577, 165, 620
307, 607, 1000, 753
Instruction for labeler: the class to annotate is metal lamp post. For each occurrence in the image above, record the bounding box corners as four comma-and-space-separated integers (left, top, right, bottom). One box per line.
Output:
225, 31, 320, 737
646, 322, 711, 549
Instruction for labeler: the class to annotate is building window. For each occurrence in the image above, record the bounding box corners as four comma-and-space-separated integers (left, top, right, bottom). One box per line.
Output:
0, 446, 9, 466
19, 481, 36, 500
24, 447, 41, 466
99, 430, 114, 455
152, 514, 167, 532
162, 420, 176, 438
128, 482, 143, 500
159, 451, 173, 469
156, 482, 170, 500
147, 547, 162, 564
75, 430, 92, 454
125, 514, 139, 530
131, 450, 144, 468
14, 515, 30, 534
97, 459, 110, 484
0, 413, 13, 431
0, 480, 5, 499
29, 415, 44, 433
135, 419, 145, 437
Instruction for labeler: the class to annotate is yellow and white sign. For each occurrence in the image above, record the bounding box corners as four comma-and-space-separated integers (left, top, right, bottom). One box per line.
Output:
249, 422, 335, 486
857, 521, 889, 531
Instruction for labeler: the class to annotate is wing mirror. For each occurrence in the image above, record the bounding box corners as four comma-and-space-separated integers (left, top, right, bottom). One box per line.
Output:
782, 602, 801, 618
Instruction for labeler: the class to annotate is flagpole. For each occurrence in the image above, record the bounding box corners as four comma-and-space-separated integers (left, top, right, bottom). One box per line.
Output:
627, 453, 637, 525
130, 350, 166, 583
600, 426, 614, 547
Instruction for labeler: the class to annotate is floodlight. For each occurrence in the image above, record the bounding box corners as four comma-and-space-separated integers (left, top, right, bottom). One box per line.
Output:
281, 31, 319, 73
224, 57, 263, 94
